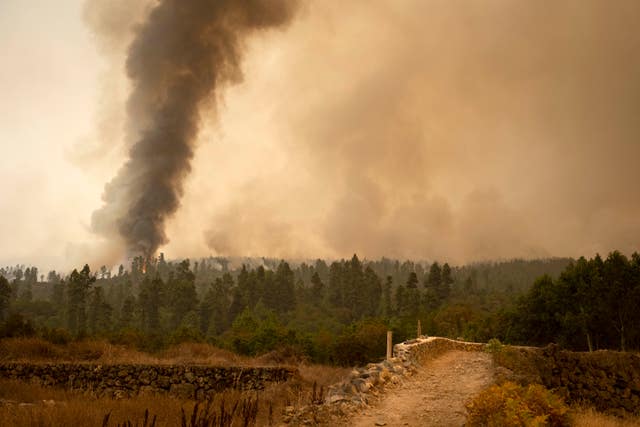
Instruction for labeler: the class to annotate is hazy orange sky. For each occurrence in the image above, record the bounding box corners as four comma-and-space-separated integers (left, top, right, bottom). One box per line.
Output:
1, 0, 639, 272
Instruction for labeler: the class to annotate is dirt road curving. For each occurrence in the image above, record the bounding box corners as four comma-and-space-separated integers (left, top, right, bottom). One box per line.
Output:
346, 351, 495, 427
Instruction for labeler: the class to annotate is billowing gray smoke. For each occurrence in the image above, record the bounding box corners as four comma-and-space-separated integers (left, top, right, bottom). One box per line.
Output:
91, 0, 298, 258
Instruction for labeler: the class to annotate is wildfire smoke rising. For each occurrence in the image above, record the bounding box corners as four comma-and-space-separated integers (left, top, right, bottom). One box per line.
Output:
196, 0, 640, 262
80, 0, 640, 267
90, 0, 298, 259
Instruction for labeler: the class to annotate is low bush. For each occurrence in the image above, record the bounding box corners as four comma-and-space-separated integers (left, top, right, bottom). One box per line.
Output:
331, 318, 389, 366
0, 314, 35, 338
466, 381, 570, 427
485, 338, 504, 354
41, 327, 72, 345
0, 337, 62, 361
485, 339, 543, 385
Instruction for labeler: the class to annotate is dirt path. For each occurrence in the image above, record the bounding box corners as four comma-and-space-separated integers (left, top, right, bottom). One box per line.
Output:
346, 351, 495, 427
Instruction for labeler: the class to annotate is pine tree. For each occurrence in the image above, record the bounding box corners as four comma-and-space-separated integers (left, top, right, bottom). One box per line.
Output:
272, 261, 295, 314
207, 277, 232, 336
380, 275, 393, 317
310, 271, 324, 305
228, 280, 246, 325
168, 260, 198, 329
363, 266, 382, 317
327, 262, 344, 307
404, 272, 420, 318
139, 276, 163, 334
424, 262, 444, 310
88, 286, 113, 335
0, 276, 11, 321
395, 284, 407, 317
440, 263, 453, 300
119, 296, 135, 329
344, 255, 364, 317
427, 262, 442, 289
66, 265, 96, 337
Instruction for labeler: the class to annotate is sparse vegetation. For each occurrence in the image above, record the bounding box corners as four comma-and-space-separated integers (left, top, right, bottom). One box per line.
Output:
0, 382, 266, 427
571, 407, 640, 427
486, 338, 504, 354
0, 346, 348, 427
465, 381, 570, 427
0, 336, 350, 425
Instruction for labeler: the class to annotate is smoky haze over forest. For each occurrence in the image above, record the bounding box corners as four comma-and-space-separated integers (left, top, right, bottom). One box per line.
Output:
12, 0, 640, 269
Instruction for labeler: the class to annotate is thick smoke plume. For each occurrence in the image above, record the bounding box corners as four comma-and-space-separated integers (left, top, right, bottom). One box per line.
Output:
90, 0, 298, 258
191, 0, 640, 263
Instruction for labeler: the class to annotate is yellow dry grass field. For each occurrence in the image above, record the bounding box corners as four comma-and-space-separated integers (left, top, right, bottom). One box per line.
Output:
571, 407, 640, 427
0, 338, 349, 426
0, 338, 257, 366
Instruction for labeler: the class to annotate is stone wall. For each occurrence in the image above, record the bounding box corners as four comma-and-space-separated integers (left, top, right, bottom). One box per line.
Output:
286, 337, 485, 424
535, 345, 640, 415
324, 336, 485, 405
393, 336, 485, 366
494, 344, 640, 415
0, 363, 297, 399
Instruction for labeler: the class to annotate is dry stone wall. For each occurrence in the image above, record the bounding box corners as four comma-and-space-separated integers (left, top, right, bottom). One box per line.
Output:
394, 336, 485, 366
326, 336, 484, 405
535, 345, 640, 415
0, 363, 297, 399
286, 337, 485, 424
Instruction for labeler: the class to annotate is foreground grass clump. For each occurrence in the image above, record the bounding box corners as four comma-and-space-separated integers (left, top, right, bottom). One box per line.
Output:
571, 407, 640, 427
465, 381, 570, 427
0, 389, 261, 427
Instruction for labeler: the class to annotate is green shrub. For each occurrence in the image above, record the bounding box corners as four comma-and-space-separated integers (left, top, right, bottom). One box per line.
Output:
108, 328, 146, 349
0, 314, 35, 338
41, 327, 72, 345
331, 318, 388, 366
168, 327, 203, 346
466, 381, 570, 426
486, 338, 504, 354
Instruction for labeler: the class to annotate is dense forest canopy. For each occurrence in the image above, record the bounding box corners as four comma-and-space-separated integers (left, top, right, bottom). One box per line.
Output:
1, 253, 637, 365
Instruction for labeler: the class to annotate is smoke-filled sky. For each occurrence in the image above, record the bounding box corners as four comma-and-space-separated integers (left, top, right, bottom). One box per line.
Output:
1, 0, 639, 272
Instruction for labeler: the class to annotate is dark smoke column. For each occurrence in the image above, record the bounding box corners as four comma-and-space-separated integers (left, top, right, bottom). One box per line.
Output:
91, 0, 298, 259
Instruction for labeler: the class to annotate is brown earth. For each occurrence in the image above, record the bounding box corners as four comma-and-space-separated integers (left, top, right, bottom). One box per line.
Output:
345, 351, 495, 427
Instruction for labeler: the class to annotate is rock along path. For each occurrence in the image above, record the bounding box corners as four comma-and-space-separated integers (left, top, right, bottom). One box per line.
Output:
345, 350, 495, 427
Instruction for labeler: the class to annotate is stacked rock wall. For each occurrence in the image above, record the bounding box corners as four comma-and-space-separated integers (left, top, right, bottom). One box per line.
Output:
0, 363, 297, 399
535, 345, 640, 414
287, 337, 485, 424
288, 336, 640, 423
311, 337, 484, 420
393, 336, 485, 366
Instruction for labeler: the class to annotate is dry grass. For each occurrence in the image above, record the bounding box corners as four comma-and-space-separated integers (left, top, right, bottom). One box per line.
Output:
571, 407, 640, 427
0, 363, 349, 427
158, 342, 253, 366
0, 338, 261, 366
0, 379, 259, 427
0, 338, 352, 426
0, 369, 346, 427
298, 364, 351, 388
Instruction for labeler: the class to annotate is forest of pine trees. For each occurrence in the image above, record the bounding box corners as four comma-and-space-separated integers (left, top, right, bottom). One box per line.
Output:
1, 252, 637, 365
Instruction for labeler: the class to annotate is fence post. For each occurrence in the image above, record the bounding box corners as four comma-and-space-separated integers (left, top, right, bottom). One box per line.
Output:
386, 331, 393, 360
417, 320, 422, 338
